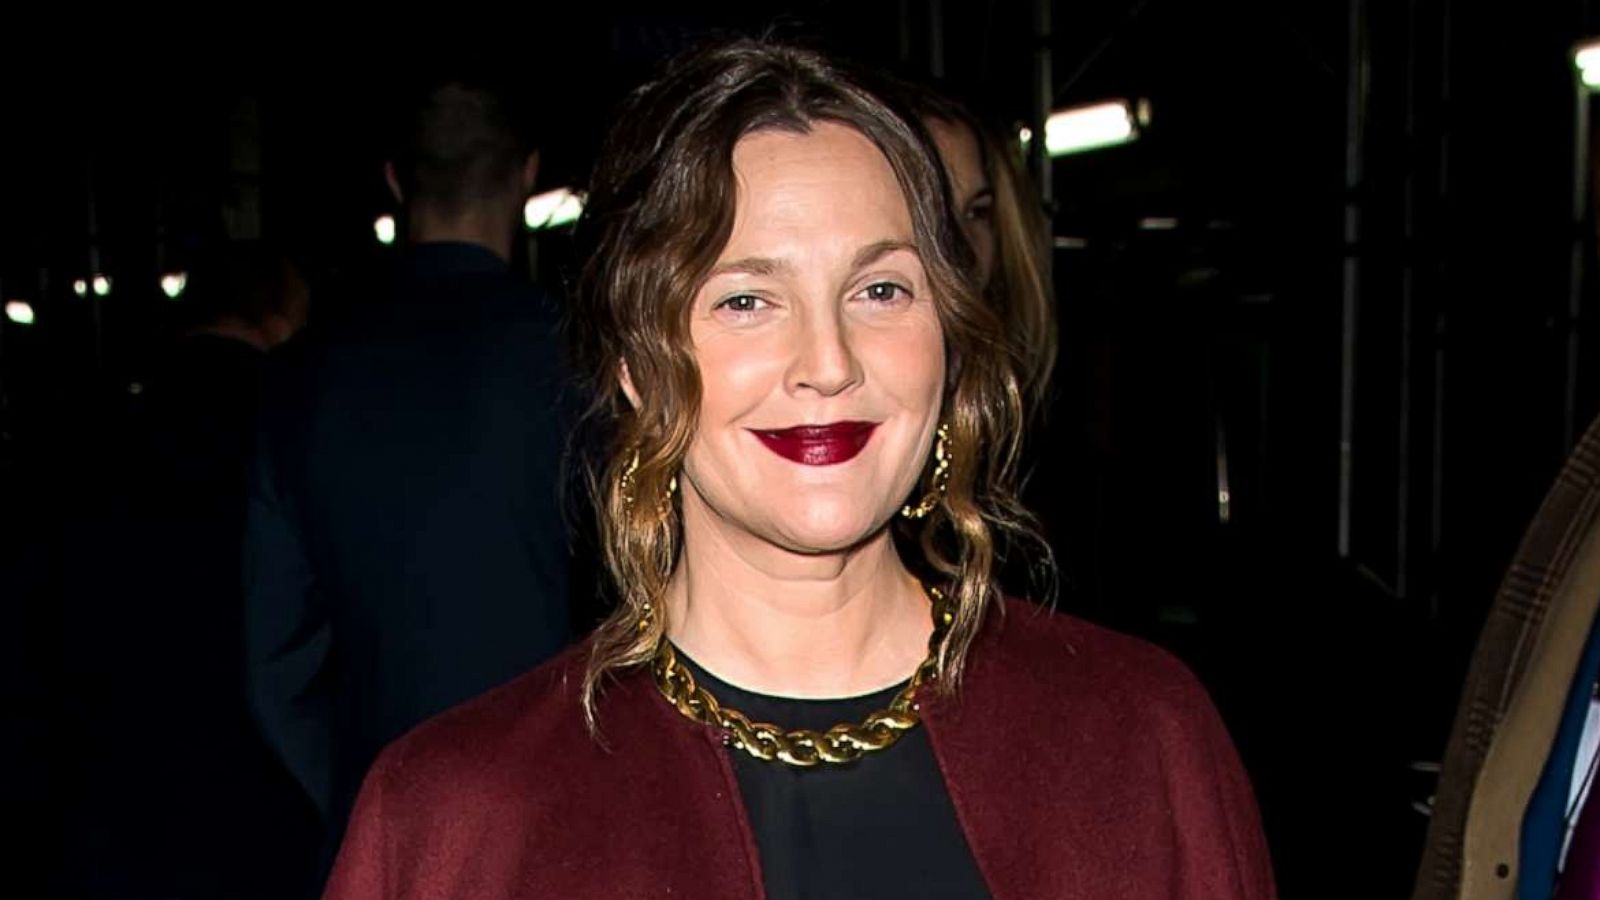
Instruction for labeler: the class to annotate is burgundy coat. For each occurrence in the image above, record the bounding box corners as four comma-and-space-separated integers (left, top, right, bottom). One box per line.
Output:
325, 599, 1277, 899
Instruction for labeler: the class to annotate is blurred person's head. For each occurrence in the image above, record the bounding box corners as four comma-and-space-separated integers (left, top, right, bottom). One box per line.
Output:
187, 241, 309, 350
384, 77, 539, 260
899, 84, 1056, 412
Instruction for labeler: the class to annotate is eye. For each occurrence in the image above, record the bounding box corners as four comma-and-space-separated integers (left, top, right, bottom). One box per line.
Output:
714, 293, 768, 314
859, 281, 911, 303
965, 199, 994, 223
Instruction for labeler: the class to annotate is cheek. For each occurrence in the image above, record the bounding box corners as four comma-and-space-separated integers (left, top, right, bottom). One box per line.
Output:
966, 222, 998, 287
864, 320, 946, 408
694, 335, 770, 420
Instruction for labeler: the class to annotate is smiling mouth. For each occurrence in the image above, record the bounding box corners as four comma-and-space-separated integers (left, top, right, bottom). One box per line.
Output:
749, 421, 880, 466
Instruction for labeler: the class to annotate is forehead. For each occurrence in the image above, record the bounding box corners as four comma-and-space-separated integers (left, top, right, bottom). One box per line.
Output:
723, 122, 914, 254
925, 118, 986, 195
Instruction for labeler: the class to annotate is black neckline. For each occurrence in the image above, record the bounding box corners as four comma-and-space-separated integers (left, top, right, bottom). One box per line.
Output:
670, 644, 909, 711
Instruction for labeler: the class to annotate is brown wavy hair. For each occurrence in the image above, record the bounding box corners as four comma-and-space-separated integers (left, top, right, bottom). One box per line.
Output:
569, 39, 1044, 727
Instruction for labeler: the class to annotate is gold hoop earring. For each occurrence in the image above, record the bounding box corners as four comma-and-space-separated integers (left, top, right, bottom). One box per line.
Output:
619, 448, 677, 512
619, 450, 642, 510
901, 423, 951, 520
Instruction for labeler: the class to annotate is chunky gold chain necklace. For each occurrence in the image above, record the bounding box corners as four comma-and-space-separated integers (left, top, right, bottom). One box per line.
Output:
650, 585, 952, 767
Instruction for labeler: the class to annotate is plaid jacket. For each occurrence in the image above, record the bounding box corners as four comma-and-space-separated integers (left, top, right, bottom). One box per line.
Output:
1414, 415, 1600, 899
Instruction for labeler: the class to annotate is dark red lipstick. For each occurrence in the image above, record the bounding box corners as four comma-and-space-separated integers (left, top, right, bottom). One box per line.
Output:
750, 421, 879, 466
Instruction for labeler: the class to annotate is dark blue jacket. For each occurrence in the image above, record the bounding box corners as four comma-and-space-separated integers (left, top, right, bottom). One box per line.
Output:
244, 242, 573, 843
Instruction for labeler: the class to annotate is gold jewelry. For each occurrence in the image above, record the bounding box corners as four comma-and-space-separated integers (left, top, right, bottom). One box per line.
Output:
900, 423, 951, 520
650, 585, 953, 767
619, 448, 677, 512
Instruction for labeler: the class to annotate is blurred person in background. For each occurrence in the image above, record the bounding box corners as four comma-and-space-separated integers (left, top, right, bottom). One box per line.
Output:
242, 71, 572, 866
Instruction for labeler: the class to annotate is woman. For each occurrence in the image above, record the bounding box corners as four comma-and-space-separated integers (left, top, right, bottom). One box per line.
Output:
326, 40, 1275, 900
904, 83, 1057, 415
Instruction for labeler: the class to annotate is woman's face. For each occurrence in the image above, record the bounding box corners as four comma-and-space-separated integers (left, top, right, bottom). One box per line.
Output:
927, 117, 996, 288
679, 121, 946, 555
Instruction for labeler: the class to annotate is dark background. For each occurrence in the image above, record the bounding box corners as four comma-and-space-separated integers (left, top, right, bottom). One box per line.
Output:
4, 2, 1600, 896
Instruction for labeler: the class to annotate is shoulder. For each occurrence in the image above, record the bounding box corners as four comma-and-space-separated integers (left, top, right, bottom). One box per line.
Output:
948, 597, 1231, 759
983, 597, 1210, 707
358, 641, 598, 811
937, 600, 1277, 898
328, 641, 618, 898
260, 285, 563, 411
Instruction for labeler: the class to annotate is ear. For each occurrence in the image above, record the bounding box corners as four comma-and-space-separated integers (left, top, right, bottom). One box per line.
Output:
260, 313, 295, 349
521, 150, 541, 194
383, 161, 403, 205
618, 358, 642, 410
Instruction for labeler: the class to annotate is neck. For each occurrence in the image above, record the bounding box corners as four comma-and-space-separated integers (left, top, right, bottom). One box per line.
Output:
665, 488, 932, 699
407, 202, 518, 262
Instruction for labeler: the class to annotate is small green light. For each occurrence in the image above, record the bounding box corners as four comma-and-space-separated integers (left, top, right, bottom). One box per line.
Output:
5, 301, 35, 325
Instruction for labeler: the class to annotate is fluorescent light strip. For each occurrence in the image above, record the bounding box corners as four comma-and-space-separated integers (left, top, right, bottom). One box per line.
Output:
1576, 41, 1600, 87
1046, 101, 1139, 157
525, 188, 585, 230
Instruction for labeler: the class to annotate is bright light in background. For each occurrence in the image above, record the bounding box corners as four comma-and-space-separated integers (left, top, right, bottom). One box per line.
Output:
1578, 41, 1600, 88
160, 272, 188, 299
1045, 100, 1140, 156
524, 188, 584, 230
73, 279, 88, 298
1139, 217, 1179, 230
374, 215, 397, 245
1018, 126, 1034, 147
92, 275, 112, 297
5, 301, 35, 325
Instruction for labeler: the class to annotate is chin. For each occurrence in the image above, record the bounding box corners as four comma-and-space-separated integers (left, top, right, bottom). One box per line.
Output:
766, 498, 890, 555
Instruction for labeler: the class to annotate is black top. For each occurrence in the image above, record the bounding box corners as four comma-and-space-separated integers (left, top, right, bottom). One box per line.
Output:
674, 651, 992, 900
245, 242, 572, 845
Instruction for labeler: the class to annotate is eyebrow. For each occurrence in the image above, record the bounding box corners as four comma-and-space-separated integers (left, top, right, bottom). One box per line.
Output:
708, 256, 791, 278
706, 239, 919, 280
852, 239, 918, 270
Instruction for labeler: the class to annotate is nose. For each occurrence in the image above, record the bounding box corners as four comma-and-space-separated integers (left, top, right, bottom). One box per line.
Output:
786, 304, 862, 398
